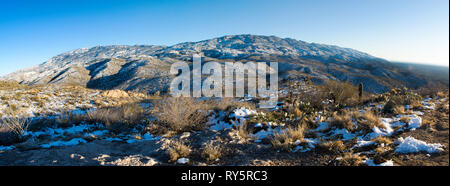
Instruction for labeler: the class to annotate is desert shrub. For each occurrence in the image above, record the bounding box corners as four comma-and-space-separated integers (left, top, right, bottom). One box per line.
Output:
383, 93, 422, 113
202, 141, 224, 162
152, 97, 208, 134
87, 103, 145, 133
0, 115, 30, 145
1, 116, 30, 136
298, 92, 326, 114
270, 125, 305, 152
167, 140, 191, 162
246, 111, 286, 126
56, 111, 86, 127
320, 80, 358, 107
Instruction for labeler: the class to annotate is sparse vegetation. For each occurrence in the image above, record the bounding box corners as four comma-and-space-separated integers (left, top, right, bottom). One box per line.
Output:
0, 78, 448, 166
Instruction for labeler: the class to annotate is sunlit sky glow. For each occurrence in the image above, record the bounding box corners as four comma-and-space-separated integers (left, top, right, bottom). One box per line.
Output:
0, 0, 448, 76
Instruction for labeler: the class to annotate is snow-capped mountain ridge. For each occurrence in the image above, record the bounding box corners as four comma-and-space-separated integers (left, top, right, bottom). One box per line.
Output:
1, 35, 432, 93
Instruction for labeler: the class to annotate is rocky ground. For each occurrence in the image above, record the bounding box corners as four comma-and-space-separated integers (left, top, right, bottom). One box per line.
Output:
0, 81, 448, 166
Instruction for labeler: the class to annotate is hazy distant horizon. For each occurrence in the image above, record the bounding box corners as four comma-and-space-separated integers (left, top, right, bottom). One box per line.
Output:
1, 0, 448, 76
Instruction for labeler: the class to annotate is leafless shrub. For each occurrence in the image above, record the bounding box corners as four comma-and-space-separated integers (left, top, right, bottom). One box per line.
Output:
320, 80, 358, 107
152, 97, 208, 134
1, 116, 30, 137
56, 111, 85, 127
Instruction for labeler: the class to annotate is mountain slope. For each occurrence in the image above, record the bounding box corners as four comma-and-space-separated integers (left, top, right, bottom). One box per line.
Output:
1, 34, 443, 94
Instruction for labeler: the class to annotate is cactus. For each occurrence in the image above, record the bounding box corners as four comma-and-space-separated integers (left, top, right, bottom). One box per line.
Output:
358, 83, 363, 101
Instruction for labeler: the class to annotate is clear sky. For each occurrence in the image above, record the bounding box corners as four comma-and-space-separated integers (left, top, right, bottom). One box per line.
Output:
0, 0, 448, 76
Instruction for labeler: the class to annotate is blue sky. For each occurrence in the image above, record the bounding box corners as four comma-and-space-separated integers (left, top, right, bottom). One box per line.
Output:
0, 0, 448, 76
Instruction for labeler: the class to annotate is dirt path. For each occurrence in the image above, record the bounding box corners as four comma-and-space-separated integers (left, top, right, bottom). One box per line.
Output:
0, 140, 164, 166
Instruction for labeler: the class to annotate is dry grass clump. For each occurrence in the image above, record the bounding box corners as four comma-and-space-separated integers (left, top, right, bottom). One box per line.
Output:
207, 97, 256, 112
436, 91, 447, 99
167, 140, 191, 162
332, 152, 364, 166
410, 102, 424, 110
270, 125, 305, 152
329, 112, 353, 131
152, 97, 208, 134
372, 136, 392, 145
56, 111, 86, 127
393, 106, 405, 115
202, 141, 224, 162
86, 103, 145, 133
0, 81, 25, 90
318, 140, 346, 154
353, 111, 384, 133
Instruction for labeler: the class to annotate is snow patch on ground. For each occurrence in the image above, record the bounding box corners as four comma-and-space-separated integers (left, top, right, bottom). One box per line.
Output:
0, 145, 15, 151
353, 140, 377, 148
395, 136, 444, 154
41, 138, 87, 148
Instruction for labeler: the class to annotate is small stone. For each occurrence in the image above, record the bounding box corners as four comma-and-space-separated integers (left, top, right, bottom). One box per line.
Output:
177, 158, 189, 164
